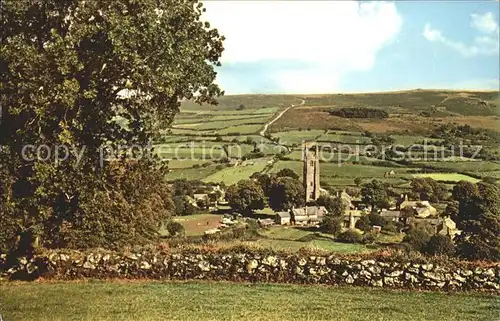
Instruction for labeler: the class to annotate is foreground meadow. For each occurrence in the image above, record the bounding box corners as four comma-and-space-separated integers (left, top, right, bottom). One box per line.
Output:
1, 281, 497, 321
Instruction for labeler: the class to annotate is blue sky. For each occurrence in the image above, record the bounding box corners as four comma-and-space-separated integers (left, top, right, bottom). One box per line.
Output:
202, 1, 500, 94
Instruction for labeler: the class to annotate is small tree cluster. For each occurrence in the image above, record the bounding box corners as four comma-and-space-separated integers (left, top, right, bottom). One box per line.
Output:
411, 177, 448, 202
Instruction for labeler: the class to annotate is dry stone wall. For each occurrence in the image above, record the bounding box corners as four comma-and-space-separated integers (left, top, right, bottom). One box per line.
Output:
1, 249, 498, 292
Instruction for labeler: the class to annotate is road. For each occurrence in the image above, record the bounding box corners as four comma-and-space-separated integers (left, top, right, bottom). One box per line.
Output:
259, 98, 305, 137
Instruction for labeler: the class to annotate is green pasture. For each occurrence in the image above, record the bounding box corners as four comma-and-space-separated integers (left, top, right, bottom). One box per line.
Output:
217, 124, 263, 135
202, 158, 271, 185
166, 165, 220, 181
271, 130, 324, 145
415, 161, 500, 173
3, 281, 497, 321
412, 173, 480, 183
318, 131, 371, 144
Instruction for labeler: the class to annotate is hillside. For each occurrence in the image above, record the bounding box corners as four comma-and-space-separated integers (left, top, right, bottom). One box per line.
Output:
161, 90, 500, 192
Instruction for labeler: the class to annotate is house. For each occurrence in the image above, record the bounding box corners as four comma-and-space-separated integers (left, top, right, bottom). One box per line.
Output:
184, 195, 198, 207
291, 206, 328, 225
414, 201, 437, 218
379, 209, 402, 222
437, 217, 458, 238
343, 210, 364, 228
209, 185, 226, 203
275, 211, 291, 225
337, 190, 354, 211
397, 195, 437, 218
204, 228, 220, 235
193, 193, 209, 202
408, 217, 459, 238
258, 218, 275, 227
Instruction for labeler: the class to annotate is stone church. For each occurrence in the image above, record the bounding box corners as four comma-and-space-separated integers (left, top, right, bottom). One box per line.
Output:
303, 142, 320, 202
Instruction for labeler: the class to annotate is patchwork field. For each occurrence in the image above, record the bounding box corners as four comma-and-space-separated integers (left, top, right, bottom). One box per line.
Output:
160, 90, 499, 192
2, 281, 497, 321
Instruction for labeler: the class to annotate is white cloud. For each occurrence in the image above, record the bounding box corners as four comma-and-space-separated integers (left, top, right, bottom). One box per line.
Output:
202, 1, 402, 93
423, 12, 499, 57
471, 12, 499, 34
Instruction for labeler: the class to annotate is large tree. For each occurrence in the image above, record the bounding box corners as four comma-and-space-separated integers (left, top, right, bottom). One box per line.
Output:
411, 177, 448, 202
321, 197, 344, 236
226, 180, 265, 215
268, 177, 305, 211
452, 181, 500, 261
0, 0, 224, 252
361, 180, 391, 210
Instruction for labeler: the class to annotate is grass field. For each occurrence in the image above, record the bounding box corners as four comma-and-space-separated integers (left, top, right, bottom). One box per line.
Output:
2, 281, 498, 321
166, 165, 220, 181
172, 214, 223, 236
253, 239, 373, 253
270, 161, 407, 179
415, 161, 500, 173
271, 130, 325, 145
202, 158, 271, 185
256, 226, 373, 253
412, 173, 481, 183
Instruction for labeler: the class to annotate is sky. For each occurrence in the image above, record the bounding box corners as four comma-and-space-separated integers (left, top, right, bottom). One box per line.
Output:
201, 1, 500, 94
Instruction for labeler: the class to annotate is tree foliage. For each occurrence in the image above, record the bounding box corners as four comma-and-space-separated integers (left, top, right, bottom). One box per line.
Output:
361, 180, 391, 210
337, 229, 363, 243
268, 177, 305, 211
328, 107, 388, 119
0, 0, 223, 252
275, 168, 299, 180
452, 181, 500, 261
403, 221, 433, 252
316, 195, 344, 215
411, 178, 448, 202
320, 196, 345, 236
226, 180, 265, 215
173, 196, 197, 216
166, 221, 185, 237
424, 235, 455, 256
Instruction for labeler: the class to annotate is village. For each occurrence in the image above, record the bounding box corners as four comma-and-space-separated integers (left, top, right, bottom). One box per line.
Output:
170, 143, 458, 249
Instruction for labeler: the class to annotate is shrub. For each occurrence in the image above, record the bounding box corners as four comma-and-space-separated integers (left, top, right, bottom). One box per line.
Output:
337, 229, 363, 243
355, 215, 371, 232
232, 225, 246, 239
166, 221, 185, 237
424, 235, 455, 256
382, 222, 399, 234
362, 232, 377, 244
322, 217, 343, 237
368, 214, 390, 228
403, 225, 432, 252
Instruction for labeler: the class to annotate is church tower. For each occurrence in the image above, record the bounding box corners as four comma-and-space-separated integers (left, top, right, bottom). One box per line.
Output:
303, 142, 320, 202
